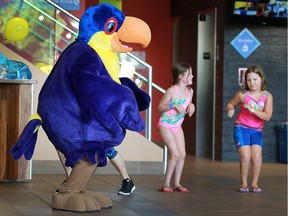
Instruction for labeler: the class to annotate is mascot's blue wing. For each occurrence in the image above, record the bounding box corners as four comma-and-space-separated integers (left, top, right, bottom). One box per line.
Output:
72, 70, 146, 134
10, 118, 41, 160
120, 77, 150, 111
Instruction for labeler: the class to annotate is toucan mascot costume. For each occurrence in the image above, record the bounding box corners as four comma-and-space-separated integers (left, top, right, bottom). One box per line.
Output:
10, 3, 151, 213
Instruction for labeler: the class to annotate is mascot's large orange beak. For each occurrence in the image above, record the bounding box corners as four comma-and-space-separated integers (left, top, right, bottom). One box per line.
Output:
111, 16, 151, 53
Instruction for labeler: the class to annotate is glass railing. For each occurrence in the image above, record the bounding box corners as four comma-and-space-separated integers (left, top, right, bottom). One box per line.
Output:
0, 0, 157, 141
0, 0, 78, 73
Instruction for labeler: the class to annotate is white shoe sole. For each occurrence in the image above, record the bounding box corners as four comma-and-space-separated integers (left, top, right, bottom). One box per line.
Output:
118, 186, 136, 195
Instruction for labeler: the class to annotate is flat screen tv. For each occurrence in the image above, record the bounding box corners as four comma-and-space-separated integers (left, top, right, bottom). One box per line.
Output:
230, 0, 287, 26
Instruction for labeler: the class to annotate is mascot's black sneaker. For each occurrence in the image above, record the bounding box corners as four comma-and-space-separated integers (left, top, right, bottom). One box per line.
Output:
118, 178, 136, 195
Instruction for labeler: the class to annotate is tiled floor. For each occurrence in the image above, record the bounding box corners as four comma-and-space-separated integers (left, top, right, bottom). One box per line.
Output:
0, 156, 287, 216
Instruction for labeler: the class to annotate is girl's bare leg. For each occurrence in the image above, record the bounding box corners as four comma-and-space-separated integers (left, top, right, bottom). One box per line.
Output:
173, 128, 186, 187
251, 145, 262, 187
109, 153, 129, 180
159, 126, 179, 189
238, 146, 251, 187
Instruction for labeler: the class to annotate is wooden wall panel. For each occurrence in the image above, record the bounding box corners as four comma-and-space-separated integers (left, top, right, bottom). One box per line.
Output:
0, 83, 33, 180
0, 99, 8, 179
0, 84, 19, 180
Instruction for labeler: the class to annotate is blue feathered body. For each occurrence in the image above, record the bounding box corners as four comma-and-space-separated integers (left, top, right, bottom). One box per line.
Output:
37, 41, 148, 167
10, 3, 151, 168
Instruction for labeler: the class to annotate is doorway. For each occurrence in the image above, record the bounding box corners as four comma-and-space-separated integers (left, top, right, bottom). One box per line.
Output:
196, 8, 217, 159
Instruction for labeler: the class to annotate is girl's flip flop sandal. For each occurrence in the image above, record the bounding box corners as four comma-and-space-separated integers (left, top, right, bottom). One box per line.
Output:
158, 187, 173, 193
251, 185, 262, 193
173, 186, 189, 192
238, 185, 249, 193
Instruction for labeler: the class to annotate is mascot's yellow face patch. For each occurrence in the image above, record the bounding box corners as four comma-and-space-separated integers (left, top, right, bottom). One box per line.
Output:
88, 32, 121, 84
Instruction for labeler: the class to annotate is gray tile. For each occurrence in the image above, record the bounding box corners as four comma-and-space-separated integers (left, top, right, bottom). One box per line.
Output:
0, 156, 286, 216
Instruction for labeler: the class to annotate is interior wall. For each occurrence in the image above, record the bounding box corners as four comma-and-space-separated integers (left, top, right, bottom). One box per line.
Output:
196, 9, 216, 158
121, 0, 173, 143
171, 0, 287, 162
171, 0, 226, 158
66, 0, 86, 18
222, 24, 287, 162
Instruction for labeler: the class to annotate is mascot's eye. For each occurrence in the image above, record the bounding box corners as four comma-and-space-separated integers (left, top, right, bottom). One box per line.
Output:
104, 18, 118, 35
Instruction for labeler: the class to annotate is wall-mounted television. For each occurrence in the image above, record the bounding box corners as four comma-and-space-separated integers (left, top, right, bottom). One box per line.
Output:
230, 0, 287, 26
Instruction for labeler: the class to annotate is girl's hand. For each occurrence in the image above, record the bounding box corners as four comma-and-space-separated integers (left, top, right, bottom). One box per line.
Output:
244, 103, 254, 113
227, 109, 235, 118
174, 104, 186, 115
186, 103, 195, 117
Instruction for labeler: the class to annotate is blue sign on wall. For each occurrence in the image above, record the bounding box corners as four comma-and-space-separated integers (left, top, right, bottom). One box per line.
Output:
52, 0, 80, 11
230, 28, 261, 59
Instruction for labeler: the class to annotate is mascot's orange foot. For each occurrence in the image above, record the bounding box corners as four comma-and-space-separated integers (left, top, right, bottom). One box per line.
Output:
52, 191, 111, 213
82, 190, 112, 209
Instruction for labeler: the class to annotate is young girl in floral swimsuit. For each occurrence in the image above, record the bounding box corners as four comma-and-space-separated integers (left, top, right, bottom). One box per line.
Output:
158, 62, 195, 193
